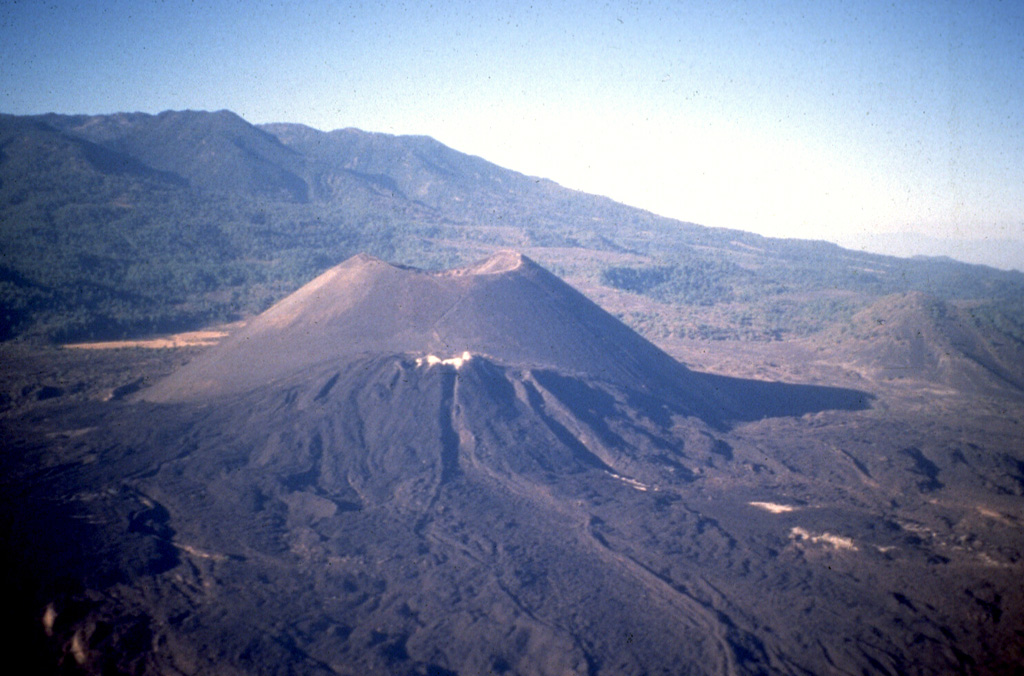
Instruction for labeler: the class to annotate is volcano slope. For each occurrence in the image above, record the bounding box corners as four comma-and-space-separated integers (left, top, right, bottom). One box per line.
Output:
3, 252, 1022, 675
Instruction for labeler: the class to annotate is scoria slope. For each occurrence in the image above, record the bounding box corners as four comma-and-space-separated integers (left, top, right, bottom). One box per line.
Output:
141, 251, 713, 410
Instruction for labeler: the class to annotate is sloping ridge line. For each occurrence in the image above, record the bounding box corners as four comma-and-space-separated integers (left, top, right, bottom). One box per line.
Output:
140, 251, 692, 402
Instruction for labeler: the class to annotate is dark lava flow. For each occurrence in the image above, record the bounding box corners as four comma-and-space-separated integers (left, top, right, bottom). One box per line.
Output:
3, 252, 1020, 675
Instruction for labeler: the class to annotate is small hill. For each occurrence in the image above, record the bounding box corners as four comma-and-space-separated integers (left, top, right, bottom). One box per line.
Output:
821, 291, 1024, 396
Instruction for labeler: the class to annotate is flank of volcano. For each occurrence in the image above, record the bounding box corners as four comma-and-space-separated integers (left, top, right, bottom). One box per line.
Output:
16, 254, 1001, 676
141, 251, 714, 409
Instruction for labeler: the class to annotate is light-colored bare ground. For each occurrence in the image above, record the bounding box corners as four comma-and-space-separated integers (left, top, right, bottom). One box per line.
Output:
64, 324, 243, 350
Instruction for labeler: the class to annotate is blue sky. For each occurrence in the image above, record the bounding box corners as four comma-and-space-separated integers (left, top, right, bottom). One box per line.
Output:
2, 0, 1023, 268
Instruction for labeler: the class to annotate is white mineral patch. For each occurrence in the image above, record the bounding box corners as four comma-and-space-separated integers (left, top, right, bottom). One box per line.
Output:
609, 472, 650, 492
790, 526, 858, 551
749, 501, 797, 514
416, 351, 473, 369
71, 630, 88, 665
42, 603, 57, 636
175, 542, 228, 561
978, 552, 1011, 568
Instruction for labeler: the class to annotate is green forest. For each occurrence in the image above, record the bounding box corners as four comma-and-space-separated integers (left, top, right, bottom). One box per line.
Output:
2, 111, 1022, 344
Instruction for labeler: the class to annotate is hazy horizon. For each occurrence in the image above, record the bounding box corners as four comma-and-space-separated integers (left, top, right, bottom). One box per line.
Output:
2, 0, 1022, 270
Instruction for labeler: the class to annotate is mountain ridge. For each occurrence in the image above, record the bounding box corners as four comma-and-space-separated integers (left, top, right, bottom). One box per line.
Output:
1, 108, 1022, 354
41, 109, 310, 201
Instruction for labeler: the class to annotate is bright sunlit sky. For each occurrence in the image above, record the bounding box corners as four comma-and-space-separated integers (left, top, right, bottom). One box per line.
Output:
2, 1, 1023, 268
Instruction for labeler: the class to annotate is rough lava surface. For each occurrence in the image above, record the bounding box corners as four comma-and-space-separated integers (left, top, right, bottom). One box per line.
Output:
3, 252, 1022, 676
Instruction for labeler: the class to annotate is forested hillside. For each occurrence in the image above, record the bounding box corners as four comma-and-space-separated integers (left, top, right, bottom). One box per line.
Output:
1, 110, 1022, 343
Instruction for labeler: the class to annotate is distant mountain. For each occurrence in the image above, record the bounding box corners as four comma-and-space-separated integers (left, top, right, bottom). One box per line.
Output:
42, 110, 309, 201
262, 122, 536, 210
839, 231, 1024, 274
0, 114, 186, 193
1, 109, 1023, 350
